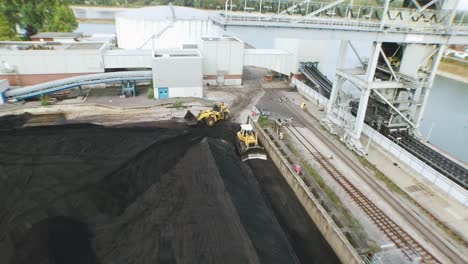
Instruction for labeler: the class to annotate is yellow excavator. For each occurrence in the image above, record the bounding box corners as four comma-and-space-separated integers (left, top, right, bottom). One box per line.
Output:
184, 102, 230, 126
236, 124, 267, 161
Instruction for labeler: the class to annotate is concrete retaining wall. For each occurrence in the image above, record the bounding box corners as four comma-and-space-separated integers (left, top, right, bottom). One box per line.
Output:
251, 120, 362, 264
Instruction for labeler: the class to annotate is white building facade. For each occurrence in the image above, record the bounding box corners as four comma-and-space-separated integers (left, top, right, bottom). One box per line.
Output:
152, 49, 203, 99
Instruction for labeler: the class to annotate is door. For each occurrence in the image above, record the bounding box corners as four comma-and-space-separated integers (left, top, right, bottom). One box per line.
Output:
158, 87, 169, 99
216, 75, 224, 85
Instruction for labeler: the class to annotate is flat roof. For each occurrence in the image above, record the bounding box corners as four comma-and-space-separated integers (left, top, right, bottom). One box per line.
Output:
31, 32, 83, 39
154, 49, 201, 58
202, 37, 240, 42
0, 41, 106, 51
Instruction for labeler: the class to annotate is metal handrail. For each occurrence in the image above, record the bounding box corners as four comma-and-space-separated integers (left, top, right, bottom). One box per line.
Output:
217, 2, 468, 35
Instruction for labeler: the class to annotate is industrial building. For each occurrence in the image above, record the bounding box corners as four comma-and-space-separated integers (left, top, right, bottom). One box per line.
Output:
0, 35, 289, 101
0, 42, 108, 86
115, 6, 223, 50
152, 49, 203, 99
199, 37, 244, 86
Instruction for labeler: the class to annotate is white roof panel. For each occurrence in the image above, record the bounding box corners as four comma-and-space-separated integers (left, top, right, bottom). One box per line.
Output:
117, 5, 210, 21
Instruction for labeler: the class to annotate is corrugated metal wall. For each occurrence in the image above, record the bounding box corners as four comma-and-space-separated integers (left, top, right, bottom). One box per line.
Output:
116, 17, 224, 50
243, 49, 294, 75
103, 50, 153, 69
0, 50, 104, 75
199, 38, 244, 76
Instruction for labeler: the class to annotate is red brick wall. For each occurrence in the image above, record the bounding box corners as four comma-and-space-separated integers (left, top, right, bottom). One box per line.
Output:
1, 73, 98, 86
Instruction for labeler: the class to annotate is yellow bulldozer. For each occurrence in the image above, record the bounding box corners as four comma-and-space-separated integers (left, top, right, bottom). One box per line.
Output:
184, 102, 230, 126
236, 124, 267, 161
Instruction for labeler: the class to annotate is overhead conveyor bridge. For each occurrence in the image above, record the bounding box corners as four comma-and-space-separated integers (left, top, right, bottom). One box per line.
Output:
299, 62, 333, 98
4, 71, 153, 101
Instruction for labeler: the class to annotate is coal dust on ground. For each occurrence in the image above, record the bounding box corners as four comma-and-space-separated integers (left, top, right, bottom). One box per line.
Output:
0, 118, 339, 264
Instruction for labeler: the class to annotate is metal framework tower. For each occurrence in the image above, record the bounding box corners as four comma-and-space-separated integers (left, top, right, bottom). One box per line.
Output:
214, 0, 467, 152
324, 39, 446, 151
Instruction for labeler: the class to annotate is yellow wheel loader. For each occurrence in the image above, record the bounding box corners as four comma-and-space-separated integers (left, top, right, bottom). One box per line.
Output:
236, 124, 267, 161
184, 102, 230, 126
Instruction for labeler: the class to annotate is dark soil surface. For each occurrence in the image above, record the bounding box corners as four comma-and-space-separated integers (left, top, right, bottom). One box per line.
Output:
0, 114, 339, 264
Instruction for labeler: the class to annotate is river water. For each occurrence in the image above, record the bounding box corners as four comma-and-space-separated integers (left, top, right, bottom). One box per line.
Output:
73, 7, 468, 163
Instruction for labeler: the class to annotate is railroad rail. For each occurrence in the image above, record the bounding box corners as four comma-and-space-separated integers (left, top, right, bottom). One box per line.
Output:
285, 125, 438, 263
270, 90, 466, 263
299, 64, 467, 190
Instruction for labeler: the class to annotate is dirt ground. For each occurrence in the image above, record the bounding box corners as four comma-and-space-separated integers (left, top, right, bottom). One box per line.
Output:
0, 115, 339, 264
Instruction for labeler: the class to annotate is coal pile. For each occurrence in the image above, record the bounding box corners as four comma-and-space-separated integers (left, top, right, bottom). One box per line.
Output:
0, 121, 339, 264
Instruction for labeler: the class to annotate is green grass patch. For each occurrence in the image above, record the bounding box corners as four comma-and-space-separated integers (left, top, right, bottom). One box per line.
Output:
168, 99, 184, 109
40, 95, 50, 106
147, 87, 154, 99
284, 140, 368, 243
258, 115, 273, 127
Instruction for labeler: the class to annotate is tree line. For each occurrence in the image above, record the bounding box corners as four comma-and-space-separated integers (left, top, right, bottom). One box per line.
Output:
0, 0, 78, 40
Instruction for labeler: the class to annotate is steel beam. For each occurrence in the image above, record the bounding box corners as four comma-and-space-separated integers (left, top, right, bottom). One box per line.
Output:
327, 40, 348, 114
414, 45, 445, 130
353, 41, 381, 139
408, 0, 440, 20
373, 90, 416, 127
371, 81, 405, 89
347, 41, 365, 67
336, 69, 367, 88
279, 0, 308, 15
379, 48, 399, 81
294, 0, 345, 23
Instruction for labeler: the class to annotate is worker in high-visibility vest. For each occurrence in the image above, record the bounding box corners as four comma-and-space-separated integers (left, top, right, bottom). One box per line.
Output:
300, 102, 306, 110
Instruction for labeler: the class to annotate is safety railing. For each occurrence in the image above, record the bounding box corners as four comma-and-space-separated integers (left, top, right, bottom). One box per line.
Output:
292, 77, 468, 207
216, 2, 468, 35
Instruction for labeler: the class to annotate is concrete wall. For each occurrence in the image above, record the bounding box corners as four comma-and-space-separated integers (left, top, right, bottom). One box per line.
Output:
0, 72, 95, 86
243, 49, 295, 76
152, 53, 203, 99
103, 49, 153, 69
0, 49, 104, 75
251, 120, 362, 264
199, 37, 244, 85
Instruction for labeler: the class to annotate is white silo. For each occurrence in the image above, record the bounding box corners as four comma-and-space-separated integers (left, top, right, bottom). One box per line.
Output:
115, 5, 224, 50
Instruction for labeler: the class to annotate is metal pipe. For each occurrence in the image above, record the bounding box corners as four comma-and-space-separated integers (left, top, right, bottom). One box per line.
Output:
5, 71, 153, 98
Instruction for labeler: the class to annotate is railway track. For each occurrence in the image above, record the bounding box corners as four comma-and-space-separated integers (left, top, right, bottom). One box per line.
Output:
285, 125, 438, 263
269, 90, 466, 263
300, 65, 466, 185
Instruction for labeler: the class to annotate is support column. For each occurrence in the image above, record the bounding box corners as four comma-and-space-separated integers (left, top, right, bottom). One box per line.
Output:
352, 41, 381, 139
414, 44, 445, 130
326, 40, 348, 114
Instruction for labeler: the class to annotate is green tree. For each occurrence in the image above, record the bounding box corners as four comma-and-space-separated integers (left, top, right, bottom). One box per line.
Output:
0, 0, 78, 39
44, 5, 78, 32
0, 12, 17, 40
